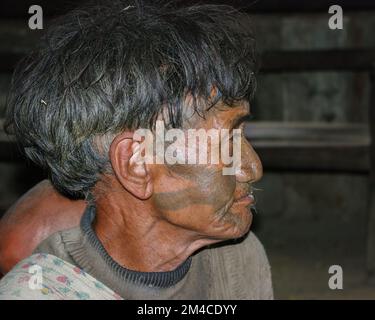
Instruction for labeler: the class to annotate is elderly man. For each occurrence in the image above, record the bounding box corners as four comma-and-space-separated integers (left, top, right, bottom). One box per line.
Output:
0, 0, 272, 299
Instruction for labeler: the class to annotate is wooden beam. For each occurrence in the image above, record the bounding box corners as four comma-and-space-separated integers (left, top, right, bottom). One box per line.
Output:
244, 122, 370, 143
366, 66, 375, 280
245, 122, 371, 172
1, 120, 371, 172
0, 52, 24, 73
0, 131, 23, 162
260, 49, 375, 72
0, 119, 24, 161
1, 0, 375, 18
253, 144, 369, 173
2, 49, 375, 74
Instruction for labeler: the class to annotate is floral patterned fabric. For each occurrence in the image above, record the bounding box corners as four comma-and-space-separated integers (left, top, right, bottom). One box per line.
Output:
0, 253, 123, 300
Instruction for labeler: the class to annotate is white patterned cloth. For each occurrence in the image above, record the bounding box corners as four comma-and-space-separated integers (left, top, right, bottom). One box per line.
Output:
0, 253, 123, 300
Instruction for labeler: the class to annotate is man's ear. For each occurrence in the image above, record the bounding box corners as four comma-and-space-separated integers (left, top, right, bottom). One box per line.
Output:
110, 132, 153, 200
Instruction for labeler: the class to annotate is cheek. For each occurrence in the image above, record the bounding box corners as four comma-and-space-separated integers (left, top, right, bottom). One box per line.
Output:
152, 165, 236, 218
196, 168, 236, 208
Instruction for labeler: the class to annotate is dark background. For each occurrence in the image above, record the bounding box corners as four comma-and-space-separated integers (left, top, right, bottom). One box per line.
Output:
0, 0, 374, 299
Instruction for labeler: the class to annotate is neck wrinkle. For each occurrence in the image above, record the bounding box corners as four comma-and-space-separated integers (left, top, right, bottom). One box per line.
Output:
92, 183, 208, 272
81, 204, 193, 288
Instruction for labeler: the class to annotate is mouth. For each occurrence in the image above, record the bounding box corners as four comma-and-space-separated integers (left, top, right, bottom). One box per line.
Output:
234, 192, 255, 206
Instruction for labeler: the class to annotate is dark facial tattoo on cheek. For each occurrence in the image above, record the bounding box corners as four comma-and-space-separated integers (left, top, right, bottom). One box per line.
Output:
153, 165, 236, 212
153, 101, 245, 214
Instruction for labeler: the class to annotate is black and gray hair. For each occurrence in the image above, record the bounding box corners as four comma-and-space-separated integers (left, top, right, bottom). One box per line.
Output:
4, 0, 257, 199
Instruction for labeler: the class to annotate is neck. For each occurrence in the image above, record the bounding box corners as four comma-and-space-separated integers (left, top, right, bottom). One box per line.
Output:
92, 181, 214, 272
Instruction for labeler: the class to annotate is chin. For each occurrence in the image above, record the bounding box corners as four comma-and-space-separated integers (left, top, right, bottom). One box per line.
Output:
231, 214, 252, 238
210, 208, 253, 240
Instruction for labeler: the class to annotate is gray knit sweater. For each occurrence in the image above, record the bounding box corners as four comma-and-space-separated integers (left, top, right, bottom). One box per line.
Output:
34, 205, 273, 299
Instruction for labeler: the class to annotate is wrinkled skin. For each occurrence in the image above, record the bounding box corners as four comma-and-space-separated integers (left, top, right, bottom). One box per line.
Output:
0, 99, 262, 275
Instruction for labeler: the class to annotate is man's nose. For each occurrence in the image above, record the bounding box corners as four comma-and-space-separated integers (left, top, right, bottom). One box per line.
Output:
235, 137, 263, 183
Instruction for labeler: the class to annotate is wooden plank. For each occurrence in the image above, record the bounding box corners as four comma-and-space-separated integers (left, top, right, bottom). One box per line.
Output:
254, 144, 370, 172
1, 0, 375, 18
1, 120, 370, 173
0, 138, 24, 162
366, 66, 375, 280
0, 120, 23, 162
245, 122, 371, 172
2, 49, 375, 74
1, 139, 370, 171
244, 122, 370, 145
0, 20, 42, 54
241, 0, 375, 13
0, 0, 79, 19
0, 52, 25, 73
261, 49, 375, 72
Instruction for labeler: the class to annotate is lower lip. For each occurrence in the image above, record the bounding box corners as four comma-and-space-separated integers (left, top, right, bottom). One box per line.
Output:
234, 195, 254, 206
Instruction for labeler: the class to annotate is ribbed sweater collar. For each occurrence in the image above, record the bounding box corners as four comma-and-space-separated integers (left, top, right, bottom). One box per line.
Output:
80, 204, 192, 288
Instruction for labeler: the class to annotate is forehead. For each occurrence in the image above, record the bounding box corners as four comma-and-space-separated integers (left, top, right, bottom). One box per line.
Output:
213, 100, 250, 120
183, 99, 250, 129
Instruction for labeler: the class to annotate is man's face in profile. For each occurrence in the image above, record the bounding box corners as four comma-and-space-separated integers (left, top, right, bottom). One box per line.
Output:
149, 99, 263, 241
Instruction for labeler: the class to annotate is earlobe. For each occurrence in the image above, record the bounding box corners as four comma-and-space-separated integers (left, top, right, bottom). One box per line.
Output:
110, 132, 153, 200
